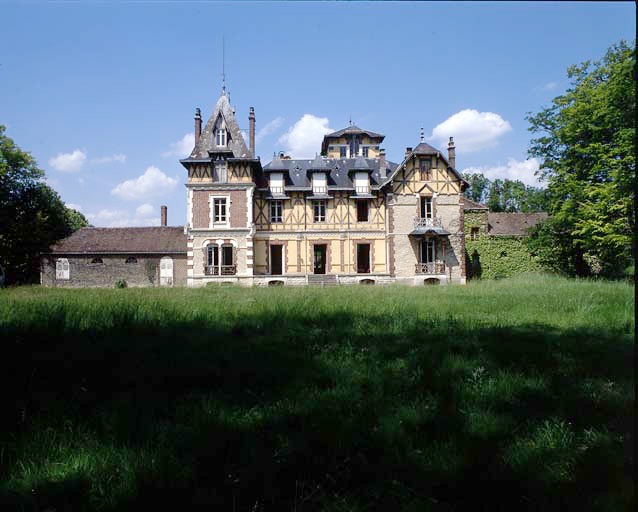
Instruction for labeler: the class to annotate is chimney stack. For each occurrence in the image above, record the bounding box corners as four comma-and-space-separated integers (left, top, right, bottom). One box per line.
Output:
161, 206, 167, 227
379, 148, 387, 178
405, 147, 412, 158
194, 108, 202, 146
249, 107, 255, 157
448, 137, 456, 169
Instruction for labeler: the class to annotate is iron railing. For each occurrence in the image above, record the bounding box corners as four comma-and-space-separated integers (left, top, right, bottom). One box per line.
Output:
415, 262, 446, 274
413, 216, 443, 229
355, 185, 371, 195
270, 186, 284, 195
312, 186, 327, 194
205, 265, 237, 276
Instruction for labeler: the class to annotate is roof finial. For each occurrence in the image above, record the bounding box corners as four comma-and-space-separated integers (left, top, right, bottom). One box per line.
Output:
221, 36, 226, 95
420, 126, 424, 143
349, 114, 352, 126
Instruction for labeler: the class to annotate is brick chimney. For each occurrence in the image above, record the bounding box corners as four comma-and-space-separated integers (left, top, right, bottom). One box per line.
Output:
249, 107, 255, 157
161, 206, 167, 227
448, 137, 456, 169
194, 108, 202, 146
405, 147, 412, 158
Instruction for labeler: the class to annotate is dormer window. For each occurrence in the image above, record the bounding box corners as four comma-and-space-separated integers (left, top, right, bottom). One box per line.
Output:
216, 128, 226, 146
270, 173, 284, 195
354, 172, 370, 195
312, 173, 327, 195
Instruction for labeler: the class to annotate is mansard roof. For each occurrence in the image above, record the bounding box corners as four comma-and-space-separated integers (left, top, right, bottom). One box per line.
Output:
261, 157, 398, 189
186, 93, 250, 160
47, 227, 187, 254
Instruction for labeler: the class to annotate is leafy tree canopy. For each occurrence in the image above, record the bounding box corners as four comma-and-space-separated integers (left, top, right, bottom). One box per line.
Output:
526, 40, 635, 277
0, 125, 88, 284
462, 173, 549, 213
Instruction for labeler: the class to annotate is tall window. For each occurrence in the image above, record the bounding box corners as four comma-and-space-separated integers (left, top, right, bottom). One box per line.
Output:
421, 239, 435, 263
340, 147, 347, 158
216, 162, 228, 182
313, 200, 326, 223
270, 200, 283, 223
213, 198, 227, 223
420, 197, 433, 219
216, 128, 227, 146
419, 158, 432, 180
356, 200, 368, 222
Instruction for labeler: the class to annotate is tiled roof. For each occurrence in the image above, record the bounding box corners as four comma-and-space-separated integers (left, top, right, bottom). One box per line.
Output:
487, 213, 548, 235
323, 125, 384, 139
47, 227, 187, 254
261, 157, 398, 189
463, 198, 489, 210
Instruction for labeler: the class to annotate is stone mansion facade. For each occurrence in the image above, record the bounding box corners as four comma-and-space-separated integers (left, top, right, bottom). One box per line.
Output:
42, 89, 472, 287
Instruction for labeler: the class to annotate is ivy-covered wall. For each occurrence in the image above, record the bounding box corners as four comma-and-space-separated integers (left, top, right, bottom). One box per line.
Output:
464, 210, 542, 279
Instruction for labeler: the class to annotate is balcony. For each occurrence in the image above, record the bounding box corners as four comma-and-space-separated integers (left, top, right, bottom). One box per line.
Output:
205, 265, 237, 276
414, 216, 443, 229
355, 185, 371, 195
312, 186, 327, 195
415, 262, 446, 274
270, 186, 284, 195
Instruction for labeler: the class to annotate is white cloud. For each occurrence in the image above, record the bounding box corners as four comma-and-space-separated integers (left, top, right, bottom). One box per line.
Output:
48, 149, 87, 172
162, 133, 195, 158
136, 203, 154, 217
85, 207, 160, 227
429, 109, 512, 153
461, 158, 544, 188
91, 153, 126, 164
66, 203, 82, 212
278, 114, 333, 158
534, 81, 557, 92
256, 116, 284, 143
111, 166, 178, 201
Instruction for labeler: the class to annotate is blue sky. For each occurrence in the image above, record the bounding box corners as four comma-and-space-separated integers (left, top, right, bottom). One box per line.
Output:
1, 1, 634, 226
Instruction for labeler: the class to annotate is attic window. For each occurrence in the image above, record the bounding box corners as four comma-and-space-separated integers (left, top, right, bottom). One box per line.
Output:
126, 256, 138, 264
216, 128, 227, 146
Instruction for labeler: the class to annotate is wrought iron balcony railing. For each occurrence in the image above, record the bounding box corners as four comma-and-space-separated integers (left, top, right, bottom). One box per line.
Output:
312, 186, 327, 195
270, 186, 284, 195
415, 262, 446, 274
413, 216, 443, 229
205, 265, 237, 276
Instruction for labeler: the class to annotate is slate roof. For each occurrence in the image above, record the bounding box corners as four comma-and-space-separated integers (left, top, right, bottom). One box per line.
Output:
261, 157, 398, 190
185, 93, 251, 160
47, 227, 187, 254
463, 198, 489, 210
323, 125, 384, 140
410, 142, 440, 155
487, 213, 548, 235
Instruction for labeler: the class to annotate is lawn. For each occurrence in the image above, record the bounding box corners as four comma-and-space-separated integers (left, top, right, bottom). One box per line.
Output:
0, 275, 634, 511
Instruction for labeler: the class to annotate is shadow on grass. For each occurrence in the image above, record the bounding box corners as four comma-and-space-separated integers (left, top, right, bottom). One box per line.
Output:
0, 309, 633, 511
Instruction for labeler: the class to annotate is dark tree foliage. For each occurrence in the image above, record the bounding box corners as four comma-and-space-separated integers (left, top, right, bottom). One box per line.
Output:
462, 173, 549, 213
0, 126, 88, 284
526, 40, 635, 278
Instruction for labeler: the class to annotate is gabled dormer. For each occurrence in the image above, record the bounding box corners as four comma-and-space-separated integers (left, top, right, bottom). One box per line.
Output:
321, 124, 385, 159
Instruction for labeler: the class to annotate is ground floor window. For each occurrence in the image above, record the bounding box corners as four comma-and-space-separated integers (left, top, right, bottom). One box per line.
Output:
205, 244, 236, 275
356, 243, 371, 274
55, 258, 69, 280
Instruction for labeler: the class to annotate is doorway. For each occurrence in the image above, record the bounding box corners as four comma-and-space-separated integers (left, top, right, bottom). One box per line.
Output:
313, 244, 327, 274
270, 245, 283, 275
356, 243, 370, 273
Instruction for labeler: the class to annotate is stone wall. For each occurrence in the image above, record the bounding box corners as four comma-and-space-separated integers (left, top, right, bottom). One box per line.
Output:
41, 254, 187, 287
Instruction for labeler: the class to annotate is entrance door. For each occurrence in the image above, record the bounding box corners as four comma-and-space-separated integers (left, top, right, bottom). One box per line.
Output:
313, 244, 327, 274
270, 245, 283, 275
357, 244, 370, 273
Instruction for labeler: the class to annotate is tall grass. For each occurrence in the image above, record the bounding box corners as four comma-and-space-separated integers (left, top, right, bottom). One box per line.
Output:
0, 274, 633, 511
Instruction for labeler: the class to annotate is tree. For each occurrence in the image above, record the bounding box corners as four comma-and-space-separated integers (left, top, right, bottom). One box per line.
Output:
526, 40, 635, 277
0, 126, 88, 284
462, 173, 491, 203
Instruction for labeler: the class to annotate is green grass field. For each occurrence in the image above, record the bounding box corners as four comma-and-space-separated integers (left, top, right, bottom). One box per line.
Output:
0, 275, 634, 511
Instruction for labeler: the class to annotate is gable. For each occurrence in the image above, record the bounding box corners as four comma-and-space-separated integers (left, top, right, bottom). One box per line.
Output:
387, 154, 463, 196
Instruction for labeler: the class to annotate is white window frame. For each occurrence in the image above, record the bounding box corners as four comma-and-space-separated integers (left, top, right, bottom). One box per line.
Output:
270, 200, 283, 223
215, 127, 227, 147
421, 197, 433, 219
313, 200, 326, 223
159, 256, 174, 286
55, 258, 70, 280
209, 195, 230, 228
421, 239, 435, 264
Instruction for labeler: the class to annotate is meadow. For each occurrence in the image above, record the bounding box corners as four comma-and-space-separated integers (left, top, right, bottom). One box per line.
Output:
0, 275, 634, 511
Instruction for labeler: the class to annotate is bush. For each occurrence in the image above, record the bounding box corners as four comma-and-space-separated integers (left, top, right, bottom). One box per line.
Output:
115, 279, 127, 289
